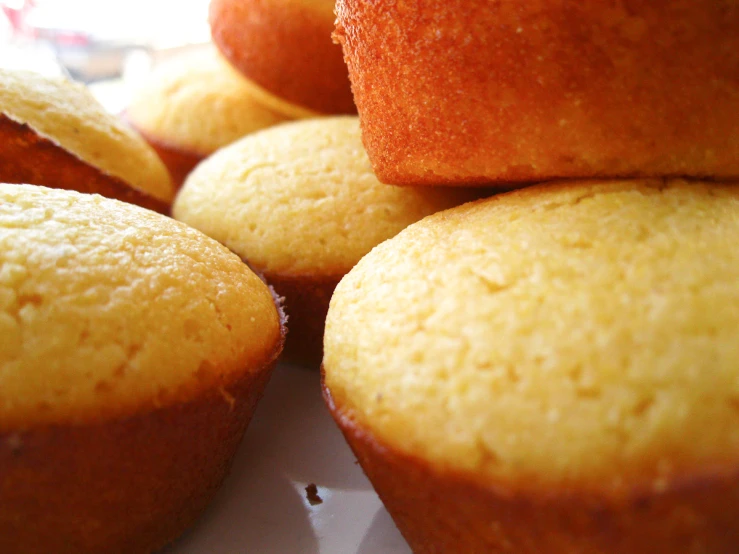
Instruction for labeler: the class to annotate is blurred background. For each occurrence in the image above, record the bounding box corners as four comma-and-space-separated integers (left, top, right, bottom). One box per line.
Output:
0, 0, 211, 111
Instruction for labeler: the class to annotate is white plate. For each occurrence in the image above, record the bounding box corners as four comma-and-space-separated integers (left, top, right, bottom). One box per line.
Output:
163, 364, 412, 554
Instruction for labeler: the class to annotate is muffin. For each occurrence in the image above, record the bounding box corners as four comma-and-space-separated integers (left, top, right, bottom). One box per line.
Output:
125, 48, 315, 188
173, 116, 479, 367
210, 0, 355, 114
0, 69, 173, 212
335, 0, 739, 186
0, 184, 284, 554
323, 180, 739, 553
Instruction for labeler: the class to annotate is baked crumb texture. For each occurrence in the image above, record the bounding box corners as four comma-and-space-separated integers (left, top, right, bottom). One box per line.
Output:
174, 116, 479, 365
335, 0, 739, 185
0, 185, 284, 553
324, 180, 739, 553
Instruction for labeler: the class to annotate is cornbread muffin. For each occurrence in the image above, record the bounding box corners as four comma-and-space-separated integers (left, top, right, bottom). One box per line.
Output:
0, 70, 173, 212
323, 180, 739, 553
210, 0, 355, 114
335, 0, 739, 186
0, 184, 284, 554
125, 48, 314, 188
174, 117, 478, 367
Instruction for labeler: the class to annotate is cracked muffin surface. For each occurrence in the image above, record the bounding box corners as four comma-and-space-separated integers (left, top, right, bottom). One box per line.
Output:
173, 116, 478, 365
0, 183, 281, 430
324, 179, 739, 492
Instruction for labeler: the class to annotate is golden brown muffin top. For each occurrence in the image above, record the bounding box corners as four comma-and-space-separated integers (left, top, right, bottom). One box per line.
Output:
126, 48, 316, 155
324, 180, 739, 494
210, 0, 355, 114
335, 0, 739, 186
290, 0, 336, 17
0, 70, 173, 203
173, 116, 478, 276
0, 184, 282, 431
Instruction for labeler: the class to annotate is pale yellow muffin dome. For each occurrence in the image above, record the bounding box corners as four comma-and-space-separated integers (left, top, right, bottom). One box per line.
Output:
0, 184, 284, 553
126, 48, 314, 157
0, 183, 281, 430
173, 116, 478, 366
0, 70, 173, 203
325, 180, 739, 492
173, 116, 477, 276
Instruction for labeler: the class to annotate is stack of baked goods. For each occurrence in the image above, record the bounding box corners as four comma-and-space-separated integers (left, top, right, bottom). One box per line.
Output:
0, 43, 477, 554
2, 0, 490, 546
323, 1, 739, 553
3, 0, 739, 550
142, 0, 490, 368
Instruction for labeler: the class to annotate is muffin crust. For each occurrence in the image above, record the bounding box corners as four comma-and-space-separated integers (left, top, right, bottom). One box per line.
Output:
0, 70, 173, 203
335, 0, 739, 185
211, 0, 355, 114
324, 179, 739, 552
174, 117, 478, 365
0, 184, 284, 553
